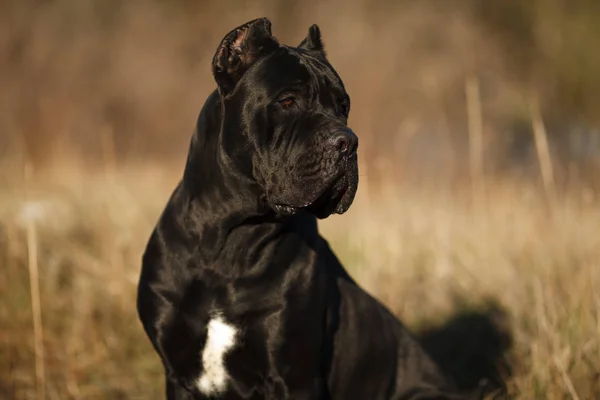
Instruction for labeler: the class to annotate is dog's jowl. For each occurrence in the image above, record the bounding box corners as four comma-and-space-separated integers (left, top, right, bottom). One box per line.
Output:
137, 18, 466, 400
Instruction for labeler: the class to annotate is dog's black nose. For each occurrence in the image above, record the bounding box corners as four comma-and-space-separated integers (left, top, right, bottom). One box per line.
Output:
330, 129, 358, 155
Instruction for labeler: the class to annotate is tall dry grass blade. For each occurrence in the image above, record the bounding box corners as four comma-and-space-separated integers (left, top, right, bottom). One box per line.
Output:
553, 354, 581, 400
466, 75, 485, 204
530, 96, 557, 207
24, 162, 46, 400
595, 289, 600, 371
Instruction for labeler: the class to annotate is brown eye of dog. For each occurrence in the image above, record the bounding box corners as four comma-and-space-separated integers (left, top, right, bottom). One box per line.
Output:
279, 97, 296, 108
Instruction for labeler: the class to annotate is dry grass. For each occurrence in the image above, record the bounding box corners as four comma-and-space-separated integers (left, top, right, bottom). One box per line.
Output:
2, 1, 600, 399
1, 161, 599, 399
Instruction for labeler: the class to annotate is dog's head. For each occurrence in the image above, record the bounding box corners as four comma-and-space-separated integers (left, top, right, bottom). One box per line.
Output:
211, 18, 358, 219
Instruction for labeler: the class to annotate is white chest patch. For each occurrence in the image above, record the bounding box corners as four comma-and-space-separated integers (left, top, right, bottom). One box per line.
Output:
196, 314, 238, 396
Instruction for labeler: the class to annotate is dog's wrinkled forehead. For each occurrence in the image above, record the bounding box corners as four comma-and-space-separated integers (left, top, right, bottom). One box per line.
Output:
248, 46, 348, 102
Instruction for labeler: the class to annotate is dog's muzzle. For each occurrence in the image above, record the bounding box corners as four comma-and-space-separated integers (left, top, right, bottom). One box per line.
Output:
272, 129, 359, 219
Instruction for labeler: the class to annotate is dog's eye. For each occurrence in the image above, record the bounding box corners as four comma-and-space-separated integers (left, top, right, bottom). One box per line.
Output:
278, 97, 296, 109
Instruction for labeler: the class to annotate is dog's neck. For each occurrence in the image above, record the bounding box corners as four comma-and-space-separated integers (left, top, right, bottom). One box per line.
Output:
179, 91, 284, 262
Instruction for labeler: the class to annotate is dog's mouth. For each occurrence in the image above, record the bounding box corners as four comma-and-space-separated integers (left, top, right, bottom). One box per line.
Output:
306, 173, 352, 218
272, 160, 358, 219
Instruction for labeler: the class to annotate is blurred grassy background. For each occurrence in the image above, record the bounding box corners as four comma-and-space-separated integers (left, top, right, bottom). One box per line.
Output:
1, 0, 599, 399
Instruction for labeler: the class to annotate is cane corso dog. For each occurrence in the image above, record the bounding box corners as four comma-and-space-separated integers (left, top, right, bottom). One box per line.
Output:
137, 18, 464, 400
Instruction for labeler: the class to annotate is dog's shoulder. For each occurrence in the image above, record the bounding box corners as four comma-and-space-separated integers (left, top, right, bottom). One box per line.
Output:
141, 183, 194, 275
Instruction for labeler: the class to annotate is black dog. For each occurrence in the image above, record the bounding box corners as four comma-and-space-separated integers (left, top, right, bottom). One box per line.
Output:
137, 18, 464, 400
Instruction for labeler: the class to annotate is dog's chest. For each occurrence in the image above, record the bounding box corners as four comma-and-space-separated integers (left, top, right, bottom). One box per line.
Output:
196, 313, 239, 396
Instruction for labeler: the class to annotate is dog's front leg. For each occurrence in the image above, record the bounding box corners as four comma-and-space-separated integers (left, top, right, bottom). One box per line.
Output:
156, 309, 207, 394
138, 282, 208, 397
167, 379, 196, 400
392, 385, 469, 400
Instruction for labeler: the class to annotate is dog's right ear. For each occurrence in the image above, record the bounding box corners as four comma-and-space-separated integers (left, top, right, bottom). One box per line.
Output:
212, 18, 278, 96
298, 24, 325, 55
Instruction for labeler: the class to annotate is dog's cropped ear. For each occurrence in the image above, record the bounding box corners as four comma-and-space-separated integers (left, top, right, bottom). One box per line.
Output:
298, 24, 325, 55
212, 17, 279, 96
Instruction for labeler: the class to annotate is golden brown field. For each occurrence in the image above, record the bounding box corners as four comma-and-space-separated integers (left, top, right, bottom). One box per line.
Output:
2, 162, 599, 399
2, 1, 600, 399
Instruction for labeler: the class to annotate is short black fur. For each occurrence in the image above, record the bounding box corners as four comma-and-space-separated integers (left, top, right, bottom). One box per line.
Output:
137, 18, 467, 400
